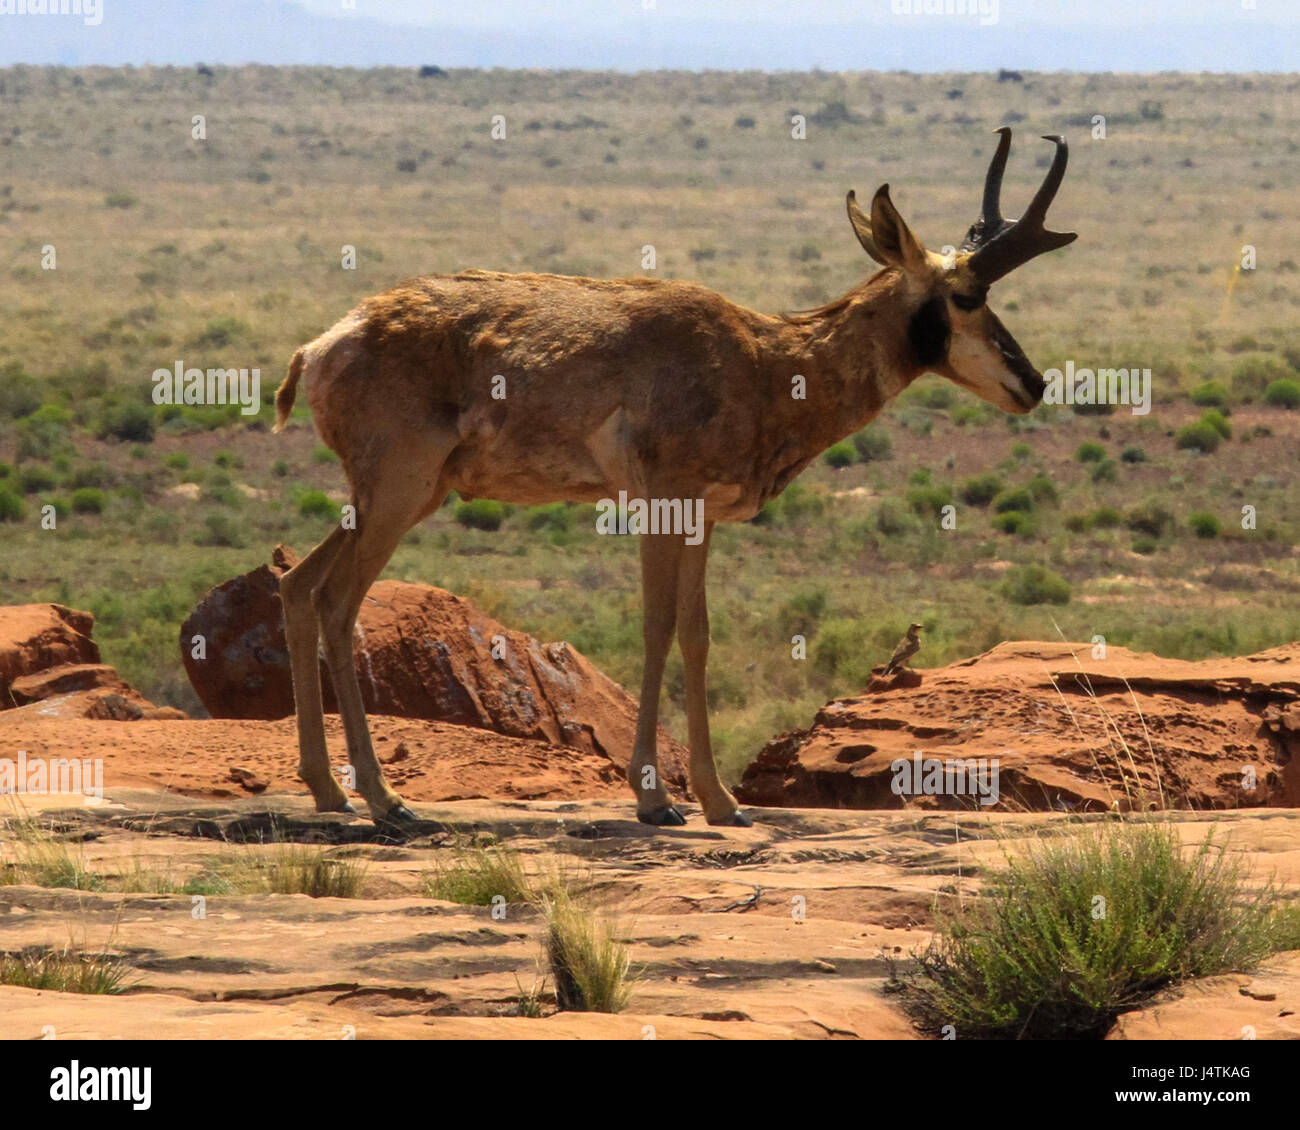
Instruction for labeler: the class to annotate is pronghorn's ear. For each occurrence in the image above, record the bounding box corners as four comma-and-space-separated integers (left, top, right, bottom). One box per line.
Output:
868, 184, 929, 274
846, 189, 889, 265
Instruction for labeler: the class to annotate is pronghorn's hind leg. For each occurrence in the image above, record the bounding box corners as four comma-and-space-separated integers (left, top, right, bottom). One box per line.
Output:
310, 430, 457, 827
631, 532, 687, 825
279, 525, 353, 813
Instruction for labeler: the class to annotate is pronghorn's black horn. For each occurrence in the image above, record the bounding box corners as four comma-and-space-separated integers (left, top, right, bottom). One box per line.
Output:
977, 127, 1011, 238
959, 127, 1012, 252
965, 132, 1077, 284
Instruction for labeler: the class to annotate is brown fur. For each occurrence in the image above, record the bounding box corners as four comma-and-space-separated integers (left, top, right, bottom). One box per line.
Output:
274, 183, 1066, 827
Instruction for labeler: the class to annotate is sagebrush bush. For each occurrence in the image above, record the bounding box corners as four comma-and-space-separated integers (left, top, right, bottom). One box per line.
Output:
993, 487, 1034, 514
297, 489, 341, 519
1200, 409, 1231, 439
1001, 563, 1069, 605
1264, 378, 1300, 408
993, 511, 1036, 536
455, 498, 506, 531
852, 425, 892, 462
823, 441, 855, 469
900, 823, 1294, 1039
0, 488, 26, 523
70, 488, 107, 515
1126, 501, 1175, 537
959, 473, 1003, 508
1175, 420, 1221, 453
1189, 380, 1229, 408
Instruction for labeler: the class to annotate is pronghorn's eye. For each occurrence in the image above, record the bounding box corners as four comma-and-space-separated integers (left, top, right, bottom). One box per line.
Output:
951, 291, 986, 312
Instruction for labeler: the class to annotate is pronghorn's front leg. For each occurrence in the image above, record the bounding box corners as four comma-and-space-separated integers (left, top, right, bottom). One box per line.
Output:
631, 532, 685, 824
676, 522, 750, 826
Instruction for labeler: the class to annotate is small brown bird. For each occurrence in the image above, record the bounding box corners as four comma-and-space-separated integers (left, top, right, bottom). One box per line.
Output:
884, 623, 923, 675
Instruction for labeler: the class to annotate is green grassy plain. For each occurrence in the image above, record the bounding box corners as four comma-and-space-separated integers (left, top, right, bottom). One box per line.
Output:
1, 66, 1299, 781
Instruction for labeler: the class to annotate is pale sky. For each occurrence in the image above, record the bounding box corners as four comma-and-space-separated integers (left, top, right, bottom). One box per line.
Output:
1, 0, 1296, 70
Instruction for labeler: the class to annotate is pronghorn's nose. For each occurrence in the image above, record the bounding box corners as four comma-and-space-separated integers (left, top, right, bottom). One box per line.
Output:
1019, 368, 1046, 403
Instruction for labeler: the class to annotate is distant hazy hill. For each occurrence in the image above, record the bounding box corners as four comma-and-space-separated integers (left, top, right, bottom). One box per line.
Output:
0, 0, 1295, 72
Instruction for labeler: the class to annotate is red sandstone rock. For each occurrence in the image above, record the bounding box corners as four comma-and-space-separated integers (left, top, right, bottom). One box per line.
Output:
180, 546, 688, 788
0, 604, 99, 706
736, 640, 1300, 812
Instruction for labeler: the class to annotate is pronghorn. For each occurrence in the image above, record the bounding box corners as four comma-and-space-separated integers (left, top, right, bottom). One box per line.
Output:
273, 128, 1075, 829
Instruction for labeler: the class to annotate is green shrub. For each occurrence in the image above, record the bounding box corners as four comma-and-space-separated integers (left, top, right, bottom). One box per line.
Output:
297, 490, 341, 520
1009, 443, 1032, 460
18, 466, 56, 493
164, 453, 190, 470
43, 496, 71, 520
915, 383, 955, 410
812, 617, 875, 683
774, 482, 825, 523
992, 511, 1037, 536
1089, 505, 1123, 529
1027, 473, 1059, 505
1120, 446, 1146, 464
1064, 513, 1089, 533
872, 498, 918, 537
1090, 458, 1118, 483
70, 463, 116, 489
455, 498, 506, 531
1175, 421, 1221, 453
1264, 378, 1300, 408
1075, 442, 1106, 463
778, 587, 829, 637
1231, 356, 1289, 400
191, 316, 250, 349
312, 446, 339, 464
823, 441, 855, 469
97, 400, 156, 443
901, 824, 1291, 1039
1188, 512, 1221, 539
0, 364, 41, 419
1001, 563, 1069, 605
1131, 534, 1159, 554
1190, 381, 1229, 408
0, 488, 25, 522
1126, 501, 1175, 537
526, 502, 572, 533
905, 483, 952, 517
196, 513, 245, 547
852, 425, 892, 462
17, 404, 72, 459
958, 473, 1002, 508
1200, 409, 1231, 439
70, 488, 107, 515
993, 487, 1034, 513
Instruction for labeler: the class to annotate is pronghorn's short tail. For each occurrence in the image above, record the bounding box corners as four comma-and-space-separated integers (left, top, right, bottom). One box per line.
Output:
273, 348, 305, 433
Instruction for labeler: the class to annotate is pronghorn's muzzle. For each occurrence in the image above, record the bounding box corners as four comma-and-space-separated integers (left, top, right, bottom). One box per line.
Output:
988, 312, 1045, 410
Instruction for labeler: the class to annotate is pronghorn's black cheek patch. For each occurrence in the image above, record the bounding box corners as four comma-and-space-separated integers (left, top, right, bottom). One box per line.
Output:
908, 296, 951, 368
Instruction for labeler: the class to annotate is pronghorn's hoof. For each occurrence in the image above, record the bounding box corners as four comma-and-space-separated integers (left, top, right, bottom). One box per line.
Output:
712, 810, 753, 828
317, 800, 356, 815
373, 803, 419, 838
377, 802, 418, 826
638, 805, 687, 827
